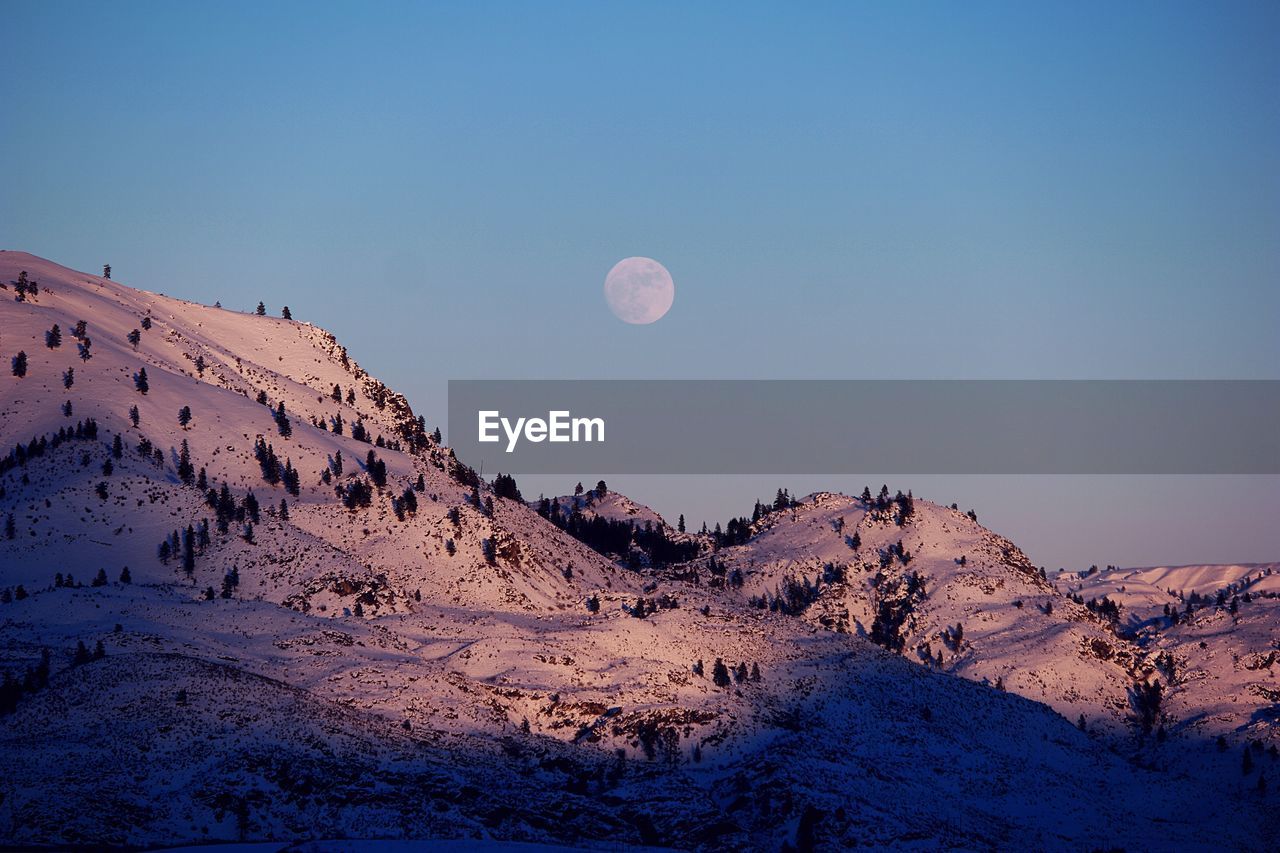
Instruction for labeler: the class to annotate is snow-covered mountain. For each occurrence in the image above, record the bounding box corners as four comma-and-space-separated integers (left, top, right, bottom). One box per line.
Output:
2, 252, 1276, 850
1060, 562, 1280, 755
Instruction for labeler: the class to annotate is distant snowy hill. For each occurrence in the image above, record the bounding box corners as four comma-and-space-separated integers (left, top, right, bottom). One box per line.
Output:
1060, 562, 1280, 751
1, 253, 1276, 850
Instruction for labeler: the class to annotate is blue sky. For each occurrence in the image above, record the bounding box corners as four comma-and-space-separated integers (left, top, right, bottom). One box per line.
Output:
3, 1, 1277, 568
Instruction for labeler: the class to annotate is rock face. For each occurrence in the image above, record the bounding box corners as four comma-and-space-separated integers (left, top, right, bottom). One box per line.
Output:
0, 252, 1275, 850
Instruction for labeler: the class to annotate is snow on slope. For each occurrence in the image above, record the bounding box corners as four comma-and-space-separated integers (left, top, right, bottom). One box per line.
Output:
2, 253, 1277, 850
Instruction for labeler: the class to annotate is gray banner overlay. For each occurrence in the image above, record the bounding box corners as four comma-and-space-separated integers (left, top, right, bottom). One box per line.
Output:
447, 380, 1280, 475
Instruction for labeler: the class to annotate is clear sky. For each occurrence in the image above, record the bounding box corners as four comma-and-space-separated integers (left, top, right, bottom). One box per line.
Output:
4, 1, 1278, 569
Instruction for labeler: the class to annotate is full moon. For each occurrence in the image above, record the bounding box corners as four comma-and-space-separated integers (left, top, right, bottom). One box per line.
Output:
604, 257, 675, 324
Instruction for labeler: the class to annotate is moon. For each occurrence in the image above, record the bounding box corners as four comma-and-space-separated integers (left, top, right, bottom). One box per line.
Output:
604, 257, 675, 324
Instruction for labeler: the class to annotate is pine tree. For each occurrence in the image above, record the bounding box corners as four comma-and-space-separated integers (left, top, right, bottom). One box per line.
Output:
281, 306, 292, 320
134, 368, 149, 394
178, 406, 192, 428
141, 316, 152, 330
120, 566, 132, 584
63, 367, 74, 389
11, 351, 27, 377
275, 402, 291, 437
678, 514, 685, 533
712, 658, 731, 687
195, 355, 205, 376
279, 498, 289, 521
45, 324, 62, 348
178, 440, 194, 485
127, 329, 141, 349
102, 264, 111, 279
77, 337, 93, 361
255, 301, 266, 316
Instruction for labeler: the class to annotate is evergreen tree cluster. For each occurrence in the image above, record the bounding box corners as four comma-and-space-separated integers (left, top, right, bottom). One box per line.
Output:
0, 584, 29, 602
274, 402, 292, 437
339, 478, 373, 510
492, 473, 522, 502
703, 657, 762, 689
253, 437, 299, 494
365, 450, 387, 488
868, 571, 928, 652
625, 594, 680, 618
158, 523, 208, 573
879, 539, 913, 568
390, 486, 418, 521
10, 271, 40, 301
534, 498, 699, 566
0, 648, 51, 716
0, 419, 100, 478
1131, 679, 1163, 735
750, 571, 830, 617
